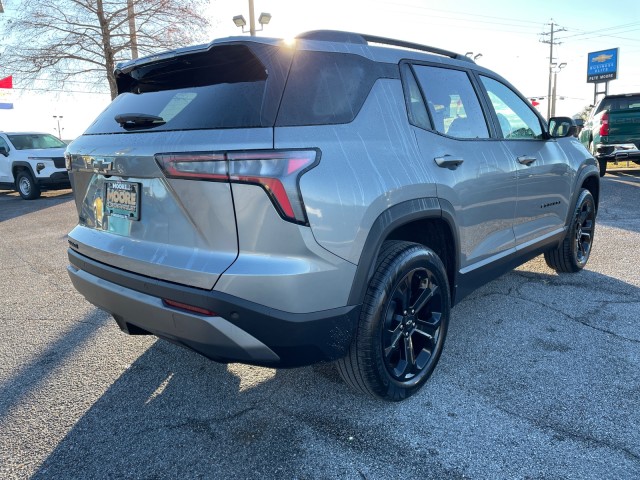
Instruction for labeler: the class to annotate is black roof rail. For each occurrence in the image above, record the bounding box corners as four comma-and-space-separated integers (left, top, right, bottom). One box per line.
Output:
296, 30, 473, 63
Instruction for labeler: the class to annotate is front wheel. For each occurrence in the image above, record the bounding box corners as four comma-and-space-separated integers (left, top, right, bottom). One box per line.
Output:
16, 171, 41, 200
544, 189, 596, 273
336, 241, 451, 401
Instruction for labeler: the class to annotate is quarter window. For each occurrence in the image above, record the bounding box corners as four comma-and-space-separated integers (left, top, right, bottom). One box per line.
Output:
412, 65, 489, 139
480, 76, 543, 140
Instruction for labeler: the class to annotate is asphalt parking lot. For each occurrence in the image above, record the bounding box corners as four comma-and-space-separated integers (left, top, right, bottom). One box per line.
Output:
0, 170, 639, 479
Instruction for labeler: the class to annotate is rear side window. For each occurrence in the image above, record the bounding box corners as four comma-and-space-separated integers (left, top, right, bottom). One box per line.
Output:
412, 65, 489, 139
85, 44, 291, 134
276, 51, 396, 126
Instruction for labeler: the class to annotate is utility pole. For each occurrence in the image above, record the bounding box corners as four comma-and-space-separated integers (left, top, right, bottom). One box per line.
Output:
127, 0, 139, 59
540, 20, 566, 120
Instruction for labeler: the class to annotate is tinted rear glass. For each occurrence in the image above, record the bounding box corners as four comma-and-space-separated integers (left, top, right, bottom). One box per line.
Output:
276, 50, 398, 126
596, 95, 640, 114
85, 44, 291, 134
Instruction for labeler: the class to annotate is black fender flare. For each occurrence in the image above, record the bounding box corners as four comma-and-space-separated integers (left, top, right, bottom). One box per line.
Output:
347, 197, 461, 306
11, 161, 37, 182
565, 161, 600, 226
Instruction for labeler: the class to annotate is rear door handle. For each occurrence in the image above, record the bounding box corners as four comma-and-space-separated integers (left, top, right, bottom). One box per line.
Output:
434, 155, 464, 168
517, 156, 537, 166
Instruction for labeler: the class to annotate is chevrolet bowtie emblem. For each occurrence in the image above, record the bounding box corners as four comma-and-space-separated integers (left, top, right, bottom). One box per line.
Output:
92, 159, 113, 173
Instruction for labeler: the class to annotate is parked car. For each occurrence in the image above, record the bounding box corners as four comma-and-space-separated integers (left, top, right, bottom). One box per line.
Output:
65, 31, 599, 401
579, 93, 640, 176
0, 131, 70, 199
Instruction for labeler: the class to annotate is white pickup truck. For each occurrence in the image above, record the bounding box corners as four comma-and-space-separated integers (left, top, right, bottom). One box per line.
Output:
0, 132, 70, 199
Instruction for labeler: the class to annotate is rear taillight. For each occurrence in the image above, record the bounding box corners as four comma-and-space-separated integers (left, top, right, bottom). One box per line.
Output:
599, 112, 609, 136
155, 149, 318, 224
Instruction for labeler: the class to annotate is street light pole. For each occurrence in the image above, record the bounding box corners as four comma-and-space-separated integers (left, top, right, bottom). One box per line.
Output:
53, 115, 63, 139
232, 1, 271, 36
248, 0, 256, 36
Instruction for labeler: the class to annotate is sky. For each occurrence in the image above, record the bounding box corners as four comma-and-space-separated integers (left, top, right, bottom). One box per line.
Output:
1, 0, 639, 139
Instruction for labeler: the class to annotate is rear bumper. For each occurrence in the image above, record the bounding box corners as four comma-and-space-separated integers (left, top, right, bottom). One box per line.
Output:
595, 143, 640, 162
67, 248, 360, 367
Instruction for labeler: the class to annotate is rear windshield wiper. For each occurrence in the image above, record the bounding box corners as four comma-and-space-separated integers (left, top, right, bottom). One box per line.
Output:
115, 113, 166, 129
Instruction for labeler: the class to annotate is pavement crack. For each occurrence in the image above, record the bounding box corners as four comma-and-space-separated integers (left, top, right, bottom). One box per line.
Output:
490, 402, 640, 464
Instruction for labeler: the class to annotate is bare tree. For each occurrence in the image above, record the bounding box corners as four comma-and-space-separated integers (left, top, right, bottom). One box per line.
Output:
0, 0, 211, 99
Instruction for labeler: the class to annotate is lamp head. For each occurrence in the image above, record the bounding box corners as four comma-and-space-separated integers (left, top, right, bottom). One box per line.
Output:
258, 12, 272, 25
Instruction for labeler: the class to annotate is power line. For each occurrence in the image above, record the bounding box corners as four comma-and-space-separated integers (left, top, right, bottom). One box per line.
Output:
556, 21, 640, 41
382, 1, 545, 27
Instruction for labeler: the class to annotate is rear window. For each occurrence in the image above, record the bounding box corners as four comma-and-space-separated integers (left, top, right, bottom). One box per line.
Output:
7, 134, 66, 150
85, 44, 291, 134
276, 51, 398, 126
596, 95, 640, 114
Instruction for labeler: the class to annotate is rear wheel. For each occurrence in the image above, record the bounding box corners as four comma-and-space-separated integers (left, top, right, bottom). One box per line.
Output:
544, 189, 596, 272
336, 241, 450, 401
16, 171, 41, 200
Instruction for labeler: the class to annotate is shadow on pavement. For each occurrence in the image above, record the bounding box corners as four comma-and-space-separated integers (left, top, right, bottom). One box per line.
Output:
0, 311, 109, 425
30, 266, 640, 478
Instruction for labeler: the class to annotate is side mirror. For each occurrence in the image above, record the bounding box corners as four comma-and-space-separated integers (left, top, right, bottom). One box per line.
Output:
0, 146, 9, 157
548, 116, 578, 138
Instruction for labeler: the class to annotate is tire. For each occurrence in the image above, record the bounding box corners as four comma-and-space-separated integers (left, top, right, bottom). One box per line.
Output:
544, 189, 596, 273
16, 171, 41, 200
336, 241, 451, 401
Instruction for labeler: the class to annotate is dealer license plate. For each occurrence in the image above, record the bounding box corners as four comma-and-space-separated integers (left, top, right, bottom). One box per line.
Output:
105, 181, 140, 220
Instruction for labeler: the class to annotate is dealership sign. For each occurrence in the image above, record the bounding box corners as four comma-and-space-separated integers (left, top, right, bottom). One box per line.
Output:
587, 48, 619, 83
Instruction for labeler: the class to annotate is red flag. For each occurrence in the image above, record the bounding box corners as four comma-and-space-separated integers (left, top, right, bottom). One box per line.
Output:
0, 75, 13, 109
530, 99, 540, 107
0, 76, 12, 89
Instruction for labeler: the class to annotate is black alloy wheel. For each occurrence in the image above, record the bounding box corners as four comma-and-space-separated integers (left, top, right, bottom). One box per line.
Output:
336, 241, 450, 401
572, 191, 596, 267
382, 266, 444, 384
544, 188, 596, 273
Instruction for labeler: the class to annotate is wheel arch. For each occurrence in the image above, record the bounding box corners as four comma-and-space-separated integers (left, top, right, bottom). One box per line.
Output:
581, 173, 600, 212
347, 198, 460, 307
11, 161, 36, 181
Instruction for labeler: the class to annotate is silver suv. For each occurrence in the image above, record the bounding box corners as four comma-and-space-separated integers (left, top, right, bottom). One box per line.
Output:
66, 31, 599, 401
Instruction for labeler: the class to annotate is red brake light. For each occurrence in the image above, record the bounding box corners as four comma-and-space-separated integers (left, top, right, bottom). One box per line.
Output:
599, 112, 609, 136
155, 149, 318, 224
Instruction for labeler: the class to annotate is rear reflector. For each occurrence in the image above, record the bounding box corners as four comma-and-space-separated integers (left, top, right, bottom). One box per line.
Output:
163, 298, 217, 316
156, 149, 318, 224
